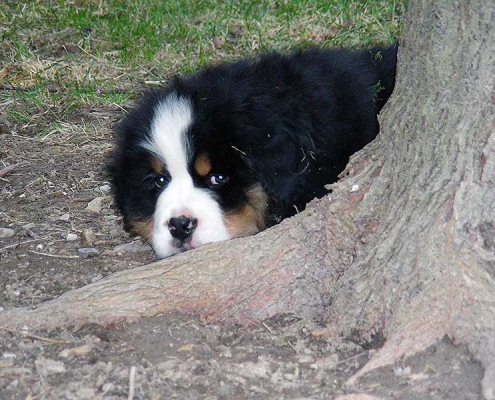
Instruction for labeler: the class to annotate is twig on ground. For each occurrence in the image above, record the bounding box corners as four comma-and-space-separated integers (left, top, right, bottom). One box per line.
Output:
336, 351, 368, 366
261, 321, 274, 334
0, 239, 40, 253
0, 238, 67, 253
28, 250, 80, 259
0, 326, 70, 344
0, 162, 29, 178
128, 366, 136, 400
286, 340, 298, 353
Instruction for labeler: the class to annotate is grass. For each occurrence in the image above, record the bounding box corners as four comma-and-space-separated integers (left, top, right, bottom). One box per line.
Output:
0, 0, 404, 137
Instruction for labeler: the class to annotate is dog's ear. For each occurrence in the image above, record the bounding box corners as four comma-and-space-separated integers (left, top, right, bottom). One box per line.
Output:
233, 128, 315, 208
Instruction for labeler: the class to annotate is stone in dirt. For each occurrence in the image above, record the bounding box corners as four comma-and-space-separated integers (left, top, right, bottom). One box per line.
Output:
58, 213, 70, 222
111, 241, 150, 254
66, 233, 78, 241
98, 183, 112, 195
82, 229, 98, 246
59, 344, 93, 359
85, 197, 105, 214
34, 358, 65, 377
77, 247, 99, 258
0, 228, 15, 238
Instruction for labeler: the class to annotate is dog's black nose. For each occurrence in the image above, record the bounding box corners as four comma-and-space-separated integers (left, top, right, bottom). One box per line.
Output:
168, 216, 198, 242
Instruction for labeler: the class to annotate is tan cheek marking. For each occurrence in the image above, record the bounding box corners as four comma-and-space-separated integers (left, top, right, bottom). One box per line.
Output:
128, 220, 153, 243
224, 184, 268, 238
150, 156, 163, 175
194, 152, 212, 177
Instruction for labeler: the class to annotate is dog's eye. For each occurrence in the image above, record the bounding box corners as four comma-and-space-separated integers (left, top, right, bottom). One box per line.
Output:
208, 174, 229, 188
155, 175, 168, 188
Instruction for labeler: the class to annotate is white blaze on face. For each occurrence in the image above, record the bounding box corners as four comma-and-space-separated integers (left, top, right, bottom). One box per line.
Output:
140, 94, 230, 258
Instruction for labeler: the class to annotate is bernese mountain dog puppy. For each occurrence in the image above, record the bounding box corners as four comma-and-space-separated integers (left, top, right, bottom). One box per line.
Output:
108, 43, 398, 259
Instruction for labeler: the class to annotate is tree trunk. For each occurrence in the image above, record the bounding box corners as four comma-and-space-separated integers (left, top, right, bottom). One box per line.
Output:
1, 0, 495, 398
327, 3, 495, 398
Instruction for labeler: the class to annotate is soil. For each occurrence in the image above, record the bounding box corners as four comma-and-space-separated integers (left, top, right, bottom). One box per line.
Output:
0, 105, 484, 399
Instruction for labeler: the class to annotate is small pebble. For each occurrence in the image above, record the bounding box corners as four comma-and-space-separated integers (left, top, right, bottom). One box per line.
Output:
66, 233, 78, 242
0, 228, 15, 239
108, 227, 121, 238
74, 387, 96, 399
101, 383, 114, 394
34, 358, 65, 377
394, 366, 412, 377
77, 247, 99, 258
311, 354, 339, 370
350, 184, 360, 193
99, 184, 112, 195
59, 344, 92, 359
6, 379, 18, 390
297, 355, 315, 364
112, 241, 149, 254
82, 229, 98, 246
5, 285, 20, 299
86, 197, 104, 214
216, 383, 233, 400
58, 214, 70, 222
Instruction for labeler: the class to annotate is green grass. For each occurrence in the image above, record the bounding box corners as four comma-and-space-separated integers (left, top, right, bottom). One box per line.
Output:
0, 0, 404, 136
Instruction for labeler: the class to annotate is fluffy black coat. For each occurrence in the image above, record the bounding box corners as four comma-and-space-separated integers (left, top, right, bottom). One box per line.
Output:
109, 43, 398, 234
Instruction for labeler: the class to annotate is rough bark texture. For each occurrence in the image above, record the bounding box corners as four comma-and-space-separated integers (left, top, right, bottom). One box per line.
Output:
334, 1, 495, 396
1, 0, 495, 398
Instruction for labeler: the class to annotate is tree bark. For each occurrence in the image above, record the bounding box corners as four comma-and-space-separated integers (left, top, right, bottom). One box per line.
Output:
1, 0, 495, 398
333, 1, 495, 396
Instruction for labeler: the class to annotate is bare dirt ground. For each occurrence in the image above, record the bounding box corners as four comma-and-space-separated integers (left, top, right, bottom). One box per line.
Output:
0, 104, 484, 399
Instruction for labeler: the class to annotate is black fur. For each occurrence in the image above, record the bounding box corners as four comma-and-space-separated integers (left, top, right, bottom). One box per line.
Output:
109, 43, 398, 232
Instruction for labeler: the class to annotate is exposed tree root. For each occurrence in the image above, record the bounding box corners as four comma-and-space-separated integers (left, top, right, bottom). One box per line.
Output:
0, 142, 380, 331
0, 176, 367, 331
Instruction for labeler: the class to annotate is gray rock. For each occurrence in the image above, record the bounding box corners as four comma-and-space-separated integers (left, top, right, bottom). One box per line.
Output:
311, 354, 339, 370
66, 233, 78, 241
112, 241, 150, 254
0, 228, 15, 238
101, 383, 114, 394
21, 223, 35, 231
216, 383, 234, 400
82, 229, 98, 246
108, 227, 121, 238
58, 344, 92, 359
77, 247, 99, 258
34, 358, 65, 376
74, 387, 96, 399
85, 197, 105, 214
58, 213, 70, 222
99, 183, 112, 195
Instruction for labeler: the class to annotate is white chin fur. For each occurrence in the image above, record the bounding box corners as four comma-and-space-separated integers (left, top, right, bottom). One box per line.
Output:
152, 179, 231, 259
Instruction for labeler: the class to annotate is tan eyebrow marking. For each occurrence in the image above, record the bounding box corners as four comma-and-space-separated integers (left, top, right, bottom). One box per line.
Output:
194, 152, 212, 177
150, 156, 163, 175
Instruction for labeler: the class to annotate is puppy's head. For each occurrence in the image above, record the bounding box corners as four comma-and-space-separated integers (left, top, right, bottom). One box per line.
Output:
108, 92, 269, 258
